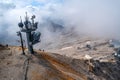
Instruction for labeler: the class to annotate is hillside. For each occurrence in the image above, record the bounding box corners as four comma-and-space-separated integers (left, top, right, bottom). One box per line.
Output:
0, 40, 120, 80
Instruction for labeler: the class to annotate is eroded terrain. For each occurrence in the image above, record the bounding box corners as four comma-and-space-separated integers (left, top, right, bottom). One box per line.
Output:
0, 40, 120, 80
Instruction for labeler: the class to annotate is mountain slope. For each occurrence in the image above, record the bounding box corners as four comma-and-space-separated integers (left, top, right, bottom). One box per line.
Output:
0, 44, 120, 80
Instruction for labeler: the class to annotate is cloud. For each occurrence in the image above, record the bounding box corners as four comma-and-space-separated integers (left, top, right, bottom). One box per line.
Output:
0, 0, 58, 44
0, 0, 120, 45
55, 0, 120, 38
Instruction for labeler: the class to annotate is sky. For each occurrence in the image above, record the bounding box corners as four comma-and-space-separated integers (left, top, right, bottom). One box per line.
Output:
0, 0, 120, 44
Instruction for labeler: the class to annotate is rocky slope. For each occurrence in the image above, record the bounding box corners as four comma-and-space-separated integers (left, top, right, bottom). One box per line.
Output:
0, 42, 120, 80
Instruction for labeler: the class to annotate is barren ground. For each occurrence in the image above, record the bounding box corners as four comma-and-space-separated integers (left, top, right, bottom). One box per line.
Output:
0, 38, 120, 80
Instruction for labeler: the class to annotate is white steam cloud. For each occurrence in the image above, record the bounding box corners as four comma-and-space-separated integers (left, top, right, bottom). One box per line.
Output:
0, 0, 120, 45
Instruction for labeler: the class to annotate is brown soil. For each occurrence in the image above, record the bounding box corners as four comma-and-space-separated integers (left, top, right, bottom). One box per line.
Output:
0, 44, 120, 80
